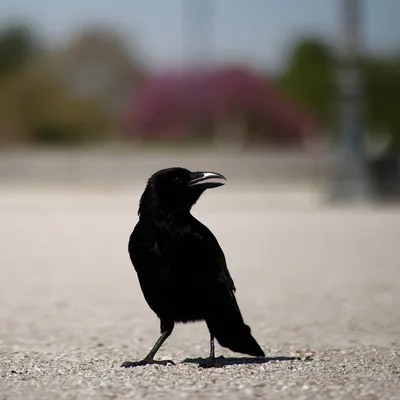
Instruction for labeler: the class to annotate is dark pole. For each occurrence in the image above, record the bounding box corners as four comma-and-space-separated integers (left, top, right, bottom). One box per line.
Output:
331, 0, 372, 202
183, 0, 214, 137
183, 0, 213, 67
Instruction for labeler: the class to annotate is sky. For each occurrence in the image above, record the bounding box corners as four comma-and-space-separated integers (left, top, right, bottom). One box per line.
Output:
0, 0, 399, 71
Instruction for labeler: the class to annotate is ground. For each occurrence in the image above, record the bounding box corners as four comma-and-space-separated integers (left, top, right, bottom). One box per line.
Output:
0, 186, 399, 399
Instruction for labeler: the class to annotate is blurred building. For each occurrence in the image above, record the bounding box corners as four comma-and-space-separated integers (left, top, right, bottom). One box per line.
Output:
123, 66, 318, 148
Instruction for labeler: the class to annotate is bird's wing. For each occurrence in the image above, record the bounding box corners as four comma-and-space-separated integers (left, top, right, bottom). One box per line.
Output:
128, 225, 169, 318
190, 220, 236, 295
187, 220, 247, 330
190, 225, 264, 357
213, 244, 236, 294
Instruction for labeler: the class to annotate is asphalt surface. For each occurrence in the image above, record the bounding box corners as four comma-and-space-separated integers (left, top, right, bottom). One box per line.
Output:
0, 187, 399, 399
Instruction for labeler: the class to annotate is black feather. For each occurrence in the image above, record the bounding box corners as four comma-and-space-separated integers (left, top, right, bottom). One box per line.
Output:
122, 167, 264, 368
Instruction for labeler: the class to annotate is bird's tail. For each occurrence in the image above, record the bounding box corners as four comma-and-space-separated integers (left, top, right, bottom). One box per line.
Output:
206, 303, 265, 357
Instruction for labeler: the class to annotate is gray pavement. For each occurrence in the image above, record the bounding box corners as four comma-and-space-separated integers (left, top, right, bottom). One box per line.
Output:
0, 186, 399, 399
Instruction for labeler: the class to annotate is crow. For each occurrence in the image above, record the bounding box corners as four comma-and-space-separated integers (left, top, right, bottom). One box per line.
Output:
121, 167, 264, 368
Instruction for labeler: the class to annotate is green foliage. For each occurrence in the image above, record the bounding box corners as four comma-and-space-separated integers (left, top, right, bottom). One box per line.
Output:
280, 37, 400, 149
0, 25, 38, 82
364, 57, 400, 149
0, 65, 112, 145
279, 38, 336, 129
0, 25, 121, 146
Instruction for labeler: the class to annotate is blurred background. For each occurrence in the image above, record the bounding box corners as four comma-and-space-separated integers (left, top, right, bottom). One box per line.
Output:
0, 0, 399, 200
1, 5, 400, 398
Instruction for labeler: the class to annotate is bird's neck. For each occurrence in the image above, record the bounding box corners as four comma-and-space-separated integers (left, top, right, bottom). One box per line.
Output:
138, 187, 193, 226
140, 208, 192, 226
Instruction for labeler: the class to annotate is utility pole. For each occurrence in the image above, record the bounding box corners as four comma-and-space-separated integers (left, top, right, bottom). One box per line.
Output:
183, 0, 214, 68
331, 0, 372, 202
182, 0, 214, 137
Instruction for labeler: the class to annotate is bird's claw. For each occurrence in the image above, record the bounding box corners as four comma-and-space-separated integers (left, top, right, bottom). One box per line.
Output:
121, 359, 175, 368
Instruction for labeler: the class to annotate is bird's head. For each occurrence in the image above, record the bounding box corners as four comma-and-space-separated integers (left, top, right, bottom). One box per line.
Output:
138, 167, 226, 217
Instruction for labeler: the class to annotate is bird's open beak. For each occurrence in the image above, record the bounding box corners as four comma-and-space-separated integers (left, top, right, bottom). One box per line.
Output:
188, 171, 226, 189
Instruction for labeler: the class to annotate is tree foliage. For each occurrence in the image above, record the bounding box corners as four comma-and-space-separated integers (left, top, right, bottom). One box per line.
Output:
0, 66, 111, 145
364, 57, 400, 149
0, 25, 144, 146
279, 37, 400, 149
279, 38, 336, 129
51, 27, 146, 113
0, 25, 38, 82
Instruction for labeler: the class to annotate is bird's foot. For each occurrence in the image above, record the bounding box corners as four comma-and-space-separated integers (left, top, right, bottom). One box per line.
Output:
121, 359, 175, 368
199, 357, 223, 369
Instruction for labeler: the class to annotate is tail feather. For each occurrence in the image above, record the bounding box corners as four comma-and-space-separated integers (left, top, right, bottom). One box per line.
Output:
206, 313, 265, 357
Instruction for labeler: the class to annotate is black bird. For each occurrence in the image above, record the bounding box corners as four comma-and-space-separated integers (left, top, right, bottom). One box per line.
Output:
121, 167, 264, 368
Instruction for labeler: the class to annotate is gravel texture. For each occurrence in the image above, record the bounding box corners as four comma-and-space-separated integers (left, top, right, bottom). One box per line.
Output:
1, 187, 399, 399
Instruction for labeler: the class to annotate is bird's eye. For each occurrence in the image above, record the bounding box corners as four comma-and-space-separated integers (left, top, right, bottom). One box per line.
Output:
173, 176, 182, 184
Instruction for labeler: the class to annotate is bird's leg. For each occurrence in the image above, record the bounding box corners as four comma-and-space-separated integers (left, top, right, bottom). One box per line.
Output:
121, 322, 175, 368
199, 334, 222, 368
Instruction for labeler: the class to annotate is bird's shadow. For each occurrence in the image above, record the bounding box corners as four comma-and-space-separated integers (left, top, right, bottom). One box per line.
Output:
183, 355, 310, 366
